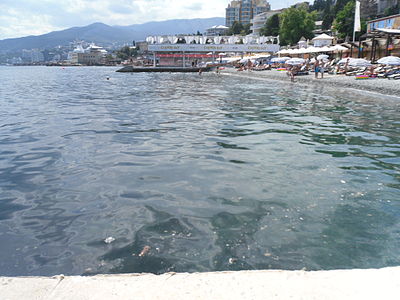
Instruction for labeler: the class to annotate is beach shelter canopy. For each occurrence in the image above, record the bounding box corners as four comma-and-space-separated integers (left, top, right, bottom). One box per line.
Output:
312, 34, 334, 41
377, 56, 400, 65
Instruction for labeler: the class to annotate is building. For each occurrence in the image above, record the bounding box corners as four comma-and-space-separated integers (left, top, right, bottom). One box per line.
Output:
367, 13, 400, 32
377, 0, 399, 14
68, 44, 107, 65
206, 25, 229, 36
251, 9, 282, 36
226, 0, 271, 27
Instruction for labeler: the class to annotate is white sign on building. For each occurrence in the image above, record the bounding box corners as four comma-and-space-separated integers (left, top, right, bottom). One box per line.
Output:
148, 44, 280, 53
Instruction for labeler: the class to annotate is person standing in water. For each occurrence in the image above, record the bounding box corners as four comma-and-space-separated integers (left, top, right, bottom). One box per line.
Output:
319, 60, 325, 79
314, 59, 320, 79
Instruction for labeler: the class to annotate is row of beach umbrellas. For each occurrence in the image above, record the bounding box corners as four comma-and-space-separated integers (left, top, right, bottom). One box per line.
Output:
271, 56, 400, 67
277, 45, 348, 55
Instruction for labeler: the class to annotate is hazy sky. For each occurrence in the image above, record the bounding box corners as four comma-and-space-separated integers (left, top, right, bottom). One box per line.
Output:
0, 0, 310, 40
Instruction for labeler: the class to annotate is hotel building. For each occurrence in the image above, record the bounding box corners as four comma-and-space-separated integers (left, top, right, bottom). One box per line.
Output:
226, 0, 271, 27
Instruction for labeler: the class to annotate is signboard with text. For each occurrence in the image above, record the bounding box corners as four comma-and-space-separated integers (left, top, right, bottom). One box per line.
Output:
148, 44, 280, 53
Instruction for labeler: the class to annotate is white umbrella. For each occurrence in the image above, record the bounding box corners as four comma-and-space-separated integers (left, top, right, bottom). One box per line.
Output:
271, 57, 290, 63
338, 58, 354, 65
318, 46, 334, 52
286, 58, 306, 65
317, 54, 329, 61
332, 45, 349, 52
377, 56, 400, 65
305, 46, 322, 53
340, 58, 371, 67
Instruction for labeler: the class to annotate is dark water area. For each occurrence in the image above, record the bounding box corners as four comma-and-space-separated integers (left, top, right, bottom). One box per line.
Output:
0, 66, 399, 276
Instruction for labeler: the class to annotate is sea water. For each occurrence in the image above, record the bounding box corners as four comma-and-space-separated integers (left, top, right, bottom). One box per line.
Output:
0, 66, 399, 276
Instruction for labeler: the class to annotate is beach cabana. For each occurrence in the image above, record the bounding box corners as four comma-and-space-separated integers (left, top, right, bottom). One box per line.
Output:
312, 34, 334, 47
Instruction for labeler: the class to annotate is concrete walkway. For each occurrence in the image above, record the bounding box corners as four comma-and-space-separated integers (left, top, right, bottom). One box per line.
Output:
1, 267, 400, 300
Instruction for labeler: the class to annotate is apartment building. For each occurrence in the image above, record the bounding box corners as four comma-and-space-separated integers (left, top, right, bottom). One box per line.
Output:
226, 0, 271, 27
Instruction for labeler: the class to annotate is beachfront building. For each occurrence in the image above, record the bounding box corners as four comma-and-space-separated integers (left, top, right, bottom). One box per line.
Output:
68, 44, 108, 65
251, 9, 283, 36
367, 14, 400, 59
206, 25, 229, 36
145, 34, 280, 67
226, 0, 271, 27
368, 13, 400, 32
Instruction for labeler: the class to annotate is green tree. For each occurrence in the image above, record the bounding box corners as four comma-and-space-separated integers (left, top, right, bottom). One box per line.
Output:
260, 14, 280, 36
228, 21, 244, 35
241, 23, 252, 35
321, 0, 335, 30
384, 4, 399, 17
333, 1, 367, 40
333, 0, 352, 14
115, 46, 137, 60
279, 7, 316, 46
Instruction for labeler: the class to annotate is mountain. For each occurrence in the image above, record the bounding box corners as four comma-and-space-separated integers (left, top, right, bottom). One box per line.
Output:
0, 17, 225, 52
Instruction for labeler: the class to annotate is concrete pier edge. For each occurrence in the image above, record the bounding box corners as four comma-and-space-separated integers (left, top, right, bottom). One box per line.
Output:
1, 267, 400, 299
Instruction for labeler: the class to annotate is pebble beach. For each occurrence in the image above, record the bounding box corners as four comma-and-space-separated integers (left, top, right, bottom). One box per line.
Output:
222, 68, 400, 98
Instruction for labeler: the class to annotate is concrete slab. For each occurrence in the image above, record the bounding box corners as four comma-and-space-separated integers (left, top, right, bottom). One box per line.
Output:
1, 275, 62, 300
1, 267, 400, 300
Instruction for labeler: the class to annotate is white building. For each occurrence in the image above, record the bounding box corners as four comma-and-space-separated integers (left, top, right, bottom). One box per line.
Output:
251, 9, 282, 36
68, 44, 107, 65
206, 25, 229, 36
226, 0, 271, 27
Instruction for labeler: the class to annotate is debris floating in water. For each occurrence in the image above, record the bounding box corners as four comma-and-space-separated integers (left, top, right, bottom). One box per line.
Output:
228, 258, 237, 264
139, 246, 151, 257
104, 237, 115, 244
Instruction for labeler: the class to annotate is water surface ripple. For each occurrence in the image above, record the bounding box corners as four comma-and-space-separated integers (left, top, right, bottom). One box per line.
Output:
0, 66, 399, 276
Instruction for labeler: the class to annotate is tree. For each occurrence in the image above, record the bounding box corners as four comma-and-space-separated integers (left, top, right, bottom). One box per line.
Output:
279, 7, 316, 46
384, 4, 399, 17
115, 46, 137, 60
241, 23, 252, 35
228, 21, 244, 35
333, 0, 352, 14
333, 1, 367, 40
260, 14, 280, 36
321, 0, 335, 30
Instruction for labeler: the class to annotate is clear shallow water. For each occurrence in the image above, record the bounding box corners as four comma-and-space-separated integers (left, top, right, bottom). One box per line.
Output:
0, 66, 399, 276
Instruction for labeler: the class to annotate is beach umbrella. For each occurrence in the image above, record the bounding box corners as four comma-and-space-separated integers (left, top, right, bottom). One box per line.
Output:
338, 58, 354, 65
317, 54, 329, 61
271, 57, 290, 63
377, 56, 400, 65
349, 59, 371, 67
338, 58, 371, 67
332, 45, 349, 52
286, 58, 306, 65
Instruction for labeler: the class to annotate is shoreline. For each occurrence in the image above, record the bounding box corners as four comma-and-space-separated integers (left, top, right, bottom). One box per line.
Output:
1, 267, 399, 299
221, 68, 400, 99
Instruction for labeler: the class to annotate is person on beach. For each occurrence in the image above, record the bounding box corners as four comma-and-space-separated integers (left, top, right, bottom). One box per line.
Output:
314, 59, 320, 79
319, 60, 325, 79
344, 58, 350, 75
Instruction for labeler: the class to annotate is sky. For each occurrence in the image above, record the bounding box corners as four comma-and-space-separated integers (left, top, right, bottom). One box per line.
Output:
0, 0, 309, 40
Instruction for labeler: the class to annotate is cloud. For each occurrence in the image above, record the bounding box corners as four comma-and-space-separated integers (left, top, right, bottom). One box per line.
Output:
0, 0, 308, 40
